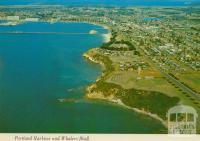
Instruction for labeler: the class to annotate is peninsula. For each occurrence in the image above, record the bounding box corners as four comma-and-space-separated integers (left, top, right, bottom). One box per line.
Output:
0, 5, 200, 133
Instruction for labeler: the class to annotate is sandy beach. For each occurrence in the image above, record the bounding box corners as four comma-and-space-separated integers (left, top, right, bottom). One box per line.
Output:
109, 99, 168, 128
102, 32, 111, 43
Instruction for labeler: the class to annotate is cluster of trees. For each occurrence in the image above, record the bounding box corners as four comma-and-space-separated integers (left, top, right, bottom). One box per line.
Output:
92, 80, 179, 120
118, 89, 179, 120
191, 26, 200, 31
93, 53, 114, 75
100, 31, 136, 51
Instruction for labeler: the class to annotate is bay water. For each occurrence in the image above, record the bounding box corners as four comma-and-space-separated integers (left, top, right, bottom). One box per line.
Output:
0, 22, 166, 133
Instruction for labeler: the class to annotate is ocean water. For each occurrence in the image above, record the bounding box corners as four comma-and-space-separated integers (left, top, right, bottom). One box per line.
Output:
0, 0, 192, 6
0, 22, 166, 133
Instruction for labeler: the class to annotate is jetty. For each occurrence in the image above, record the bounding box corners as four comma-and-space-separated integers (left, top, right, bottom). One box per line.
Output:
0, 32, 96, 35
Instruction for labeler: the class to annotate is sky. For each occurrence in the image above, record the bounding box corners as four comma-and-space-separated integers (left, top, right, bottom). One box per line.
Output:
0, 0, 199, 6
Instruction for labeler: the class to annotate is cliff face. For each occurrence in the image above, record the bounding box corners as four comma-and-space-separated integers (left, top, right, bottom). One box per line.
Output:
83, 48, 106, 69
87, 82, 118, 100
83, 48, 118, 101
86, 78, 169, 128
87, 84, 105, 99
83, 48, 180, 128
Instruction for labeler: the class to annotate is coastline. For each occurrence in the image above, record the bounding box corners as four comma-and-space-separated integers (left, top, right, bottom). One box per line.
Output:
102, 32, 111, 43
87, 92, 168, 128
112, 99, 168, 128
84, 72, 168, 128
1, 19, 167, 129
83, 26, 168, 128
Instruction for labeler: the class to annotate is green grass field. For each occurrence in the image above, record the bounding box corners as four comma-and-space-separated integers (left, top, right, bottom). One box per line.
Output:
91, 80, 179, 120
177, 73, 200, 92
106, 70, 181, 97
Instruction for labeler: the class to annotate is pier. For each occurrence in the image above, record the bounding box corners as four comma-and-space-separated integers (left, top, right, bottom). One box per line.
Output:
0, 31, 97, 35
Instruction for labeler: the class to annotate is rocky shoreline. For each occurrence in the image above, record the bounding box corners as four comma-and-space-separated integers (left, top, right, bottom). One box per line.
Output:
83, 49, 168, 128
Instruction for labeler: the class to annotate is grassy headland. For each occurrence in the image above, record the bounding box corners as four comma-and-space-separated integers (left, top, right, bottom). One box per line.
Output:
83, 30, 180, 127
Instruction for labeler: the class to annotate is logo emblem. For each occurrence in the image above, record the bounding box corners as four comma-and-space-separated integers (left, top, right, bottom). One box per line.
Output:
167, 105, 198, 134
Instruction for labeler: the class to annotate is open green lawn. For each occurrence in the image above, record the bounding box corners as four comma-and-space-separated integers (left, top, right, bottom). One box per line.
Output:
106, 70, 181, 97
177, 73, 200, 92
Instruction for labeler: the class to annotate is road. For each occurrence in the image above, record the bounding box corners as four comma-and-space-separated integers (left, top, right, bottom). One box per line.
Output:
160, 70, 200, 101
138, 47, 200, 102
